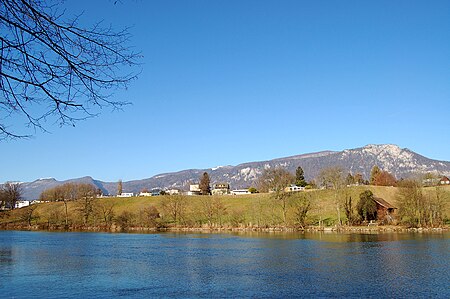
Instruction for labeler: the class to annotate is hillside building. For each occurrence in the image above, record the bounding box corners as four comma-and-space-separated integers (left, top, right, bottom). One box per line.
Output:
285, 184, 305, 192
212, 183, 230, 195
440, 176, 450, 185
117, 193, 134, 197
166, 189, 180, 195
231, 189, 251, 195
373, 197, 397, 224
187, 184, 201, 196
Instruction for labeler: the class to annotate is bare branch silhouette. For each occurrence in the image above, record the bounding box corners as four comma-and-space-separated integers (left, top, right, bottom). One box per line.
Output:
0, 0, 141, 139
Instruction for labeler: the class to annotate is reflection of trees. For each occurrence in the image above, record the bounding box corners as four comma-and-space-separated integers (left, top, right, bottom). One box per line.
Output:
0, 248, 13, 266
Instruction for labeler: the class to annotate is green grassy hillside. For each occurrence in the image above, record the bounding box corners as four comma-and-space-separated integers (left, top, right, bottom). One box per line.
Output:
1, 186, 449, 230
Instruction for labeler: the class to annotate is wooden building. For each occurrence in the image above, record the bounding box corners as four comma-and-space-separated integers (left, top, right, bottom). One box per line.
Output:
373, 197, 397, 224
440, 176, 450, 185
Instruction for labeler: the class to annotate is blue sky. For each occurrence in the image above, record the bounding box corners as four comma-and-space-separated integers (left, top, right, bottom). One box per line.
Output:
2, 0, 449, 183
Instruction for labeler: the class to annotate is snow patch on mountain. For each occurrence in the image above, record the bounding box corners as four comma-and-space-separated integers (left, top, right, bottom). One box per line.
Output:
14, 144, 450, 200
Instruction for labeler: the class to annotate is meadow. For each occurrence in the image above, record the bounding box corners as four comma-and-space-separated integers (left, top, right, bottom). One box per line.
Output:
1, 185, 449, 231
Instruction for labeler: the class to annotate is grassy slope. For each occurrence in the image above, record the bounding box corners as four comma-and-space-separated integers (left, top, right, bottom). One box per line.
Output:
2, 186, 450, 228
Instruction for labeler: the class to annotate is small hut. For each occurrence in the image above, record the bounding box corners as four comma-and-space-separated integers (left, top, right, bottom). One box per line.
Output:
372, 197, 397, 224
439, 176, 450, 185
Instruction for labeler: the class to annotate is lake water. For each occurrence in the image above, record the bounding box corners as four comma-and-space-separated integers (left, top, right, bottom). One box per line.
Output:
0, 231, 449, 298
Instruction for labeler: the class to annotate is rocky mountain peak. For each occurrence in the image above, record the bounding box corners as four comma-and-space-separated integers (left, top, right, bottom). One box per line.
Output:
15, 144, 450, 200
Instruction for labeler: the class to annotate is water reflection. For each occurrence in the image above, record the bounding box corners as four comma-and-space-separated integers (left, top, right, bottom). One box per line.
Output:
0, 231, 448, 298
0, 248, 13, 264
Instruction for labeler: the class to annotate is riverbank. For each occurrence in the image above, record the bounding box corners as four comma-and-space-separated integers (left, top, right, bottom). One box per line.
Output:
1, 185, 449, 232
1, 222, 448, 234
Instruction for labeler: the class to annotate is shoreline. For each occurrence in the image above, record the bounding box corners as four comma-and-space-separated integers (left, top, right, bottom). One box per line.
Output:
1, 223, 448, 234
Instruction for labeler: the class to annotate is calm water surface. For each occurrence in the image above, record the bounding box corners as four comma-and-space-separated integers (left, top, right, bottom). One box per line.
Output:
0, 230, 449, 298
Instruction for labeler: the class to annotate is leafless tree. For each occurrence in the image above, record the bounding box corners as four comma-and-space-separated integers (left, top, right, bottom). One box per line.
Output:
97, 201, 115, 229
1, 182, 22, 209
161, 194, 186, 225
76, 183, 97, 226
258, 167, 295, 225
0, 187, 7, 209
200, 195, 214, 226
39, 182, 96, 226
116, 210, 134, 230
318, 166, 345, 225
397, 180, 447, 227
0, 0, 140, 139
19, 204, 38, 226
141, 206, 160, 228
290, 193, 311, 229
212, 197, 227, 226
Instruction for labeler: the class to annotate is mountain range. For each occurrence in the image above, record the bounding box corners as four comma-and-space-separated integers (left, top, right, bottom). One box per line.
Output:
13, 144, 450, 200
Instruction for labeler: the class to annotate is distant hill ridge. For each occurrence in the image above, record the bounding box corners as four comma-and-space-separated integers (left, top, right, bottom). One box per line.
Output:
13, 144, 450, 200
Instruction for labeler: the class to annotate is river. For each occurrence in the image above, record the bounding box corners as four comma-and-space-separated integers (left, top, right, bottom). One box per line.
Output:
0, 230, 449, 298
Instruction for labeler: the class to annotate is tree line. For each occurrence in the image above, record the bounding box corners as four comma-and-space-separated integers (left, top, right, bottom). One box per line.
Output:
2, 165, 448, 230
257, 166, 448, 228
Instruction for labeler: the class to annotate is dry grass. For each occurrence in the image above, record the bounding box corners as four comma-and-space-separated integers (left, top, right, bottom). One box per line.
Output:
2, 185, 449, 228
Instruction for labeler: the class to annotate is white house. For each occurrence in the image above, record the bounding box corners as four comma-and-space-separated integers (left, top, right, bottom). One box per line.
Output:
231, 189, 251, 195
188, 184, 201, 196
32, 200, 49, 204
212, 183, 230, 195
166, 189, 180, 195
139, 192, 152, 197
117, 192, 134, 197
15, 200, 31, 209
285, 185, 305, 192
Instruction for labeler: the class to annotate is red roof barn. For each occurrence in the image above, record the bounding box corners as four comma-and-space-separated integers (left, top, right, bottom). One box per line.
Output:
373, 197, 397, 224
440, 176, 450, 185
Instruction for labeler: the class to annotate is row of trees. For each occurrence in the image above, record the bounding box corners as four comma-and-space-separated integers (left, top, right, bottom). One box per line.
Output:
159, 193, 313, 229
5, 178, 448, 229
396, 180, 446, 227
39, 183, 100, 226
369, 166, 397, 186
255, 165, 396, 194
257, 165, 448, 227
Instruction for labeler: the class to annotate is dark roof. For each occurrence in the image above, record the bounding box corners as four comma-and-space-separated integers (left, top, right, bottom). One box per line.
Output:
373, 197, 396, 209
214, 183, 230, 187
440, 176, 450, 181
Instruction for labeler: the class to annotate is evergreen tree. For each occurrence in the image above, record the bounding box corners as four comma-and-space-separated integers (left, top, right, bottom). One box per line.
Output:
295, 166, 307, 187
370, 166, 381, 185
199, 172, 211, 195
356, 190, 377, 222
354, 173, 364, 185
346, 173, 355, 186
117, 180, 123, 196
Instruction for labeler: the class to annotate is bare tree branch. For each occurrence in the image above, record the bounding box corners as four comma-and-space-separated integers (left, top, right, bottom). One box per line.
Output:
0, 0, 141, 140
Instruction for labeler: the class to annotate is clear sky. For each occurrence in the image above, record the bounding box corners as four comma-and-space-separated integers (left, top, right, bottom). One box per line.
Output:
2, 0, 449, 183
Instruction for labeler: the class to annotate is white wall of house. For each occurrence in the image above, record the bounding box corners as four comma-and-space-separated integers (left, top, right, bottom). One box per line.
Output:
117, 193, 134, 197
285, 185, 305, 192
212, 189, 230, 195
166, 189, 180, 195
139, 192, 152, 197
190, 184, 200, 192
231, 189, 251, 195
15, 201, 30, 209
